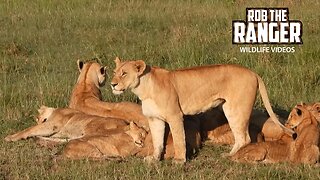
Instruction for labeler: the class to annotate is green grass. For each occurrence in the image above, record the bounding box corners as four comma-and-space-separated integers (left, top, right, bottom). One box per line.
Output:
1, 0, 320, 179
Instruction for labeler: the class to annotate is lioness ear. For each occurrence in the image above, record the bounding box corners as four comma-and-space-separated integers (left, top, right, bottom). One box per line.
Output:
114, 57, 121, 67
135, 60, 146, 76
38, 105, 48, 113
77, 60, 84, 72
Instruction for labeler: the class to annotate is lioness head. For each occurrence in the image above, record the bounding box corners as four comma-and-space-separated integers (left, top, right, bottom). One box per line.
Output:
110, 57, 146, 95
36, 105, 56, 124
77, 60, 107, 87
285, 104, 315, 130
126, 121, 148, 148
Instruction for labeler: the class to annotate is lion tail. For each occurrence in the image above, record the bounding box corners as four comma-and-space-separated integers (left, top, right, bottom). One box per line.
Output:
257, 75, 295, 136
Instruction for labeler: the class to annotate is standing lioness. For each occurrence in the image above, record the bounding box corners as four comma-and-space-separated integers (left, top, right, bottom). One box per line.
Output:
110, 57, 294, 163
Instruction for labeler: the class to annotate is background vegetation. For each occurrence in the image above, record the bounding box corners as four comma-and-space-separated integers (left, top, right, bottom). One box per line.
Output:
1, 0, 319, 179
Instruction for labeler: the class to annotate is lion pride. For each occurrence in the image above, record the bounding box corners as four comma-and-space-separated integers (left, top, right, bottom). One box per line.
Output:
110, 57, 294, 163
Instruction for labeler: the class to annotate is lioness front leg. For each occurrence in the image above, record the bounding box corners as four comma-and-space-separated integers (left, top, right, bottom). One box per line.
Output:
167, 115, 186, 163
5, 123, 58, 142
145, 117, 165, 162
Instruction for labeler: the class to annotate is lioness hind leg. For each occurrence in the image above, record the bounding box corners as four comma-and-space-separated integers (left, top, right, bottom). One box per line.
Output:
223, 104, 251, 156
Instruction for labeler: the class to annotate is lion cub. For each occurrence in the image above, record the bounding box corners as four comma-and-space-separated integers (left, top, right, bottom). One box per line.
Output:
201, 108, 285, 145
5, 106, 128, 142
69, 60, 148, 128
231, 104, 319, 164
305, 102, 320, 122
62, 121, 148, 159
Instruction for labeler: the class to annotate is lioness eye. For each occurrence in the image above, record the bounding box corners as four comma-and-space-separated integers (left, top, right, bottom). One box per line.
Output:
122, 72, 127, 77
43, 118, 47, 123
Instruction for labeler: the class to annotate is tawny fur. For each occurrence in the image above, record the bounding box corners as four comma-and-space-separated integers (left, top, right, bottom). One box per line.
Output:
110, 57, 293, 162
231, 104, 319, 164
69, 60, 148, 128
305, 102, 320, 122
62, 122, 147, 159
63, 118, 201, 160
136, 116, 202, 159
200, 108, 285, 145
5, 106, 128, 142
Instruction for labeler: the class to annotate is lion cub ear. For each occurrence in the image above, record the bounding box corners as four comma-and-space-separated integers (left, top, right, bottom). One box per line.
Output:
114, 57, 121, 67
129, 121, 138, 130
135, 60, 146, 76
77, 60, 84, 72
313, 103, 320, 112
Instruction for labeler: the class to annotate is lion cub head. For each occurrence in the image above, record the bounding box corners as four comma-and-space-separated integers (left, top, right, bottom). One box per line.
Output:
305, 102, 320, 122
285, 104, 317, 131
35, 105, 56, 124
126, 121, 148, 147
77, 60, 107, 87
111, 57, 146, 95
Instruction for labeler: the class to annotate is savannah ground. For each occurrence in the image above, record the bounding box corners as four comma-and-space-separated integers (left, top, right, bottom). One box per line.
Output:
1, 0, 320, 179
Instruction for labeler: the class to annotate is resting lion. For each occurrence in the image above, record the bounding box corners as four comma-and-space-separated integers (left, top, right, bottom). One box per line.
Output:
69, 60, 148, 128
200, 108, 285, 145
110, 57, 294, 163
62, 121, 148, 159
63, 117, 201, 160
231, 104, 319, 164
5, 106, 128, 142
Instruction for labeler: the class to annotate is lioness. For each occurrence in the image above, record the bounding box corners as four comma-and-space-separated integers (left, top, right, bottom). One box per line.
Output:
69, 60, 148, 128
231, 104, 319, 164
62, 121, 148, 159
5, 106, 128, 142
110, 57, 294, 162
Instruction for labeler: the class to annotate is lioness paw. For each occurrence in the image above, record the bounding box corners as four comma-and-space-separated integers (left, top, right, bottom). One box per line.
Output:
4, 135, 15, 142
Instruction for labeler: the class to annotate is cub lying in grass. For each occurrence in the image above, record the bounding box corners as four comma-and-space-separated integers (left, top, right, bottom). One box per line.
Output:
69, 60, 148, 128
62, 121, 148, 159
200, 108, 285, 145
5, 106, 128, 142
62, 116, 201, 160
230, 104, 319, 164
